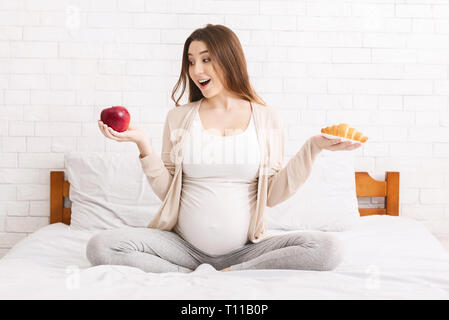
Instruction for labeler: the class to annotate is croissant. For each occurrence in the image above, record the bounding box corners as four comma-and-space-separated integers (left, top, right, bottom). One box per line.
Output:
321, 123, 368, 143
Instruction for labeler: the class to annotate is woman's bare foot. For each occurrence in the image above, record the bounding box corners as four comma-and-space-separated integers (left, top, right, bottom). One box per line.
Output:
220, 267, 231, 272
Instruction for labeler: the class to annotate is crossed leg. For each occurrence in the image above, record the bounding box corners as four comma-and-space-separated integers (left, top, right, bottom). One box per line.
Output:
86, 227, 343, 273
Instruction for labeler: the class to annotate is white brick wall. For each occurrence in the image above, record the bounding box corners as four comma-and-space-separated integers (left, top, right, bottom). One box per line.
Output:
1, 0, 449, 257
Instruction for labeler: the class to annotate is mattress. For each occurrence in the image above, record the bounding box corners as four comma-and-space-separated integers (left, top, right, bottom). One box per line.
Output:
0, 215, 448, 299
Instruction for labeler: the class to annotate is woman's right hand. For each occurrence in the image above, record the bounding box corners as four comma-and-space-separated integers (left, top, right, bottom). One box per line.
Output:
98, 120, 146, 144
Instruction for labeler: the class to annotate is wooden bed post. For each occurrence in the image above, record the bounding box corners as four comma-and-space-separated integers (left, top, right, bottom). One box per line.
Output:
50, 171, 64, 224
50, 171, 71, 225
386, 172, 400, 216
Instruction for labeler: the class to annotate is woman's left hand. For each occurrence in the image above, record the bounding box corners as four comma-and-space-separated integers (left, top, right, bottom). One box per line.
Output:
312, 134, 363, 152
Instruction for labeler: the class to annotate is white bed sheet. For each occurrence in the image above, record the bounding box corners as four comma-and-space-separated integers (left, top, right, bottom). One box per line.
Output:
0, 215, 448, 300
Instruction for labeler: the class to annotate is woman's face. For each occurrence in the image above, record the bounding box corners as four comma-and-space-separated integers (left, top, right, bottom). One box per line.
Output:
188, 40, 225, 98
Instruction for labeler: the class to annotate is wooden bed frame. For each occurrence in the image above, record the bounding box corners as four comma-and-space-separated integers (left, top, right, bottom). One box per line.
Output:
49, 171, 400, 225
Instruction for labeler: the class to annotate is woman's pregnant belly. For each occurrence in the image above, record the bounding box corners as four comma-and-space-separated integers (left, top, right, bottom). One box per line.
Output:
176, 178, 257, 256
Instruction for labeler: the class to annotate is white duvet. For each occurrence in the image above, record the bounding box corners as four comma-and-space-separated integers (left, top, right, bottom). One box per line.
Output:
1, 215, 449, 300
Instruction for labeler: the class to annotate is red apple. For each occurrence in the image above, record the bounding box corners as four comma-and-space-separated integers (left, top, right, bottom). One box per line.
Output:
100, 106, 130, 132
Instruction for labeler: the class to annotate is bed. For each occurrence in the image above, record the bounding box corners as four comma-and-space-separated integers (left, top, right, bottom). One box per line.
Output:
1, 170, 449, 299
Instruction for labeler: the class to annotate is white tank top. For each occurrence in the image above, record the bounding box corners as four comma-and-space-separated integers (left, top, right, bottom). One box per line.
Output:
174, 107, 261, 256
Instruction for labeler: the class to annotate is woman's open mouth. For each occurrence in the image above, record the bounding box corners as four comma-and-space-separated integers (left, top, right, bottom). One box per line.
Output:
199, 79, 211, 90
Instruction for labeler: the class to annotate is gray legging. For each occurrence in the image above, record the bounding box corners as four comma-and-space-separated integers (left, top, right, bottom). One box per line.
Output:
85, 227, 343, 273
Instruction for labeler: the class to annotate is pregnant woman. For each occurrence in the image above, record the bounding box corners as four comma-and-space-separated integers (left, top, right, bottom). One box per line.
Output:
87, 24, 362, 273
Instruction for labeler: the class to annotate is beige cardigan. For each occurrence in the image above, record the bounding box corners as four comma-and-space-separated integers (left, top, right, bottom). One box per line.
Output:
139, 98, 322, 243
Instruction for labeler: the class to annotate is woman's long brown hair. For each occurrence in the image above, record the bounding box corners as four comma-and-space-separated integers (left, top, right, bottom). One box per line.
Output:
171, 24, 266, 107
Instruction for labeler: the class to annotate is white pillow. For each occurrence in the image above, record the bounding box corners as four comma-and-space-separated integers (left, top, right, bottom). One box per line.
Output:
265, 149, 360, 232
65, 152, 162, 231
